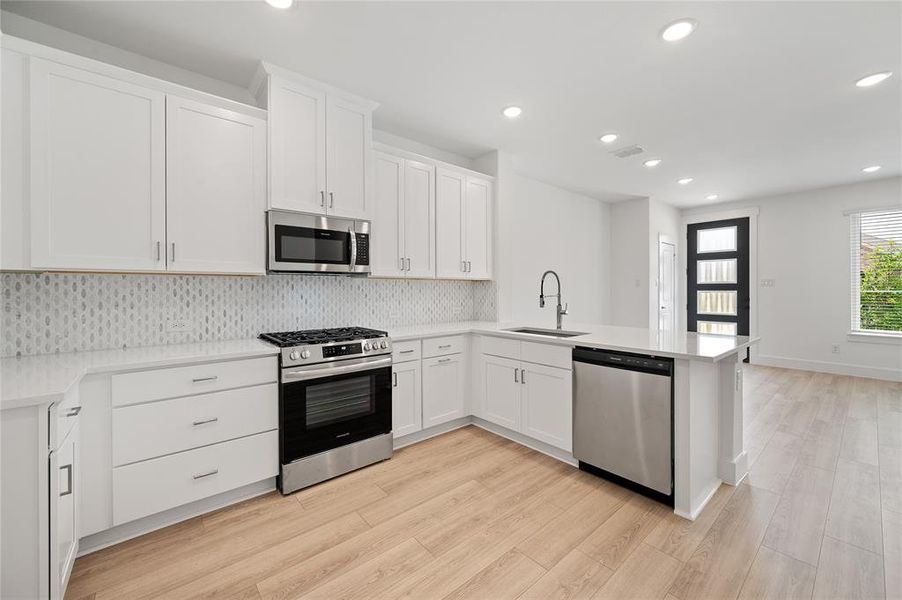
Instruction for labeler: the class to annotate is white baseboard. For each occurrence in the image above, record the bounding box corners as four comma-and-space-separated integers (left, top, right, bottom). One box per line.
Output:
393, 417, 472, 449
77, 478, 276, 556
754, 354, 902, 382
471, 417, 577, 467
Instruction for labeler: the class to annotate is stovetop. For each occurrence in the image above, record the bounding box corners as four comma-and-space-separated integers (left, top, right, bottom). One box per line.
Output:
259, 327, 388, 348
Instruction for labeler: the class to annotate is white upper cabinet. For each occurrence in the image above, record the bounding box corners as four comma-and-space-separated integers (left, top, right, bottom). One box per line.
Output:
259, 65, 377, 220
165, 96, 266, 274
267, 77, 327, 214
435, 168, 466, 278
372, 152, 405, 277
435, 168, 493, 280
29, 58, 166, 271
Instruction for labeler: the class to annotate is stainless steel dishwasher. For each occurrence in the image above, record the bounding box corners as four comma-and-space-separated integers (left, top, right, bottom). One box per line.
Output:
573, 347, 674, 504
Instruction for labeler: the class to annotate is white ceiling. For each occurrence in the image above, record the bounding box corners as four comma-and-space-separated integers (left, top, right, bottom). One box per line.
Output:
2, 1, 900, 206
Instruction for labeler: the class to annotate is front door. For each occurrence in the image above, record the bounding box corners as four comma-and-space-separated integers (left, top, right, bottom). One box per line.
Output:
687, 218, 750, 337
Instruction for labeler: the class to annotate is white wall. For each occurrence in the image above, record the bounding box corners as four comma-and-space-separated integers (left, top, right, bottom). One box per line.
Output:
684, 176, 902, 381
609, 198, 650, 328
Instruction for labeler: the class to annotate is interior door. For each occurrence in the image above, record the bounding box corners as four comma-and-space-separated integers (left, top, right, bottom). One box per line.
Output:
464, 177, 492, 279
29, 58, 166, 271
326, 95, 371, 219
687, 218, 750, 336
165, 96, 265, 274
268, 77, 327, 214
482, 355, 521, 430
658, 240, 676, 333
435, 168, 466, 278
372, 152, 404, 277
403, 159, 436, 278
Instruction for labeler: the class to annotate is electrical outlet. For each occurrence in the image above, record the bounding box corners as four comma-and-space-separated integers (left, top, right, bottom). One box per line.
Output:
831, 344, 840, 354
166, 319, 193, 333
760, 279, 775, 288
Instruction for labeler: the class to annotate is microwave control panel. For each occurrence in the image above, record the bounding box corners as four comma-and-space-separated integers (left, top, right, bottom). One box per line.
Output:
355, 233, 370, 265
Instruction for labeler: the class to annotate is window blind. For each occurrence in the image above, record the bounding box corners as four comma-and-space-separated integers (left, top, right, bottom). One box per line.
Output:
850, 208, 902, 334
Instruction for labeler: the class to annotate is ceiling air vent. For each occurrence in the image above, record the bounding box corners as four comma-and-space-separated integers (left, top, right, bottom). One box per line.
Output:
611, 144, 644, 158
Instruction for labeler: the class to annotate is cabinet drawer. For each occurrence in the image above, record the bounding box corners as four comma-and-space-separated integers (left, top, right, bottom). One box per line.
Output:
481, 335, 520, 360
112, 383, 278, 466
111, 356, 276, 407
422, 335, 464, 358
521, 341, 572, 370
392, 340, 421, 363
112, 430, 277, 526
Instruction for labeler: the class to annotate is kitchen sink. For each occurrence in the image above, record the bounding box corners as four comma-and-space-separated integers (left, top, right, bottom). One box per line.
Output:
503, 327, 588, 338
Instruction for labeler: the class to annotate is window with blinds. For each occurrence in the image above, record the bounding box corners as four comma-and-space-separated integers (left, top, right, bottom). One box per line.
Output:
851, 208, 902, 334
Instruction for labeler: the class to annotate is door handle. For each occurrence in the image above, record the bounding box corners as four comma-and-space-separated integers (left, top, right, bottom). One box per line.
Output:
514, 368, 519, 383
59, 464, 73, 497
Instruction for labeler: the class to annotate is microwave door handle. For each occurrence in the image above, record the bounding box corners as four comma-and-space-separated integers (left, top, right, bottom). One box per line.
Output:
283, 356, 392, 382
349, 228, 357, 271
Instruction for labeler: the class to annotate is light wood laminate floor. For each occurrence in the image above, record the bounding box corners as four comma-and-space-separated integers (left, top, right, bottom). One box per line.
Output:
67, 365, 901, 600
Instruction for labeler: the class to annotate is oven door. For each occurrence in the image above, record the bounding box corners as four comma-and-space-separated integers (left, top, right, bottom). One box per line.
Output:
280, 355, 392, 464
268, 210, 370, 274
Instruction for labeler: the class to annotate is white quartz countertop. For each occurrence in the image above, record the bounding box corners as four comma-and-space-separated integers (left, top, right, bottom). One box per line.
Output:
387, 320, 758, 362
2, 321, 757, 411
1, 339, 278, 411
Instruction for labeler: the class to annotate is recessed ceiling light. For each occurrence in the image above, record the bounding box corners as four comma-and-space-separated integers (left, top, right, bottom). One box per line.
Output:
265, 0, 293, 8
644, 158, 662, 167
678, 177, 694, 185
855, 72, 892, 88
862, 165, 882, 173
706, 194, 719, 201
502, 106, 522, 119
599, 133, 618, 144
661, 19, 697, 42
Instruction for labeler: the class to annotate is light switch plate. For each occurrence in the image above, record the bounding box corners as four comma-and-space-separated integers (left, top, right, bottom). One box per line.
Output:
760, 279, 775, 288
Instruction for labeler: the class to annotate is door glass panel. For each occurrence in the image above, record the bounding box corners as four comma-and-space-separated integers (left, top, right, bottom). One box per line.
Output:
698, 321, 738, 335
697, 226, 737, 253
697, 290, 738, 315
697, 259, 738, 283
306, 375, 374, 427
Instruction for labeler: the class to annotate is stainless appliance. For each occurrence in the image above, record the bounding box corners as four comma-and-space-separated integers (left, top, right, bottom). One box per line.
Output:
259, 327, 392, 494
267, 210, 371, 274
573, 347, 674, 504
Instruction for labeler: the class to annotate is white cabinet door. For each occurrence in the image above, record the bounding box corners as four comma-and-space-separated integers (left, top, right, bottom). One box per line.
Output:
422, 354, 464, 428
165, 96, 266, 274
56, 421, 79, 593
403, 159, 436, 278
435, 168, 466, 279
372, 152, 405, 277
482, 355, 521, 431
465, 177, 492, 279
521, 364, 573, 452
29, 58, 166, 271
268, 76, 327, 213
392, 361, 422, 438
326, 95, 371, 219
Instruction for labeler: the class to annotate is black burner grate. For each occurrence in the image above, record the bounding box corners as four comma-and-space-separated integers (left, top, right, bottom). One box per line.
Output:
258, 327, 387, 348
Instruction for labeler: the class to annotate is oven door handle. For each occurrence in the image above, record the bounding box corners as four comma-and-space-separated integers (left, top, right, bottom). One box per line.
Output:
282, 356, 392, 382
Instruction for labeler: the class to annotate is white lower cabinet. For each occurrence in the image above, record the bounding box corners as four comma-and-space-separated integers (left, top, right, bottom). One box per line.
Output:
422, 354, 465, 428
55, 421, 79, 594
478, 336, 573, 452
392, 360, 422, 438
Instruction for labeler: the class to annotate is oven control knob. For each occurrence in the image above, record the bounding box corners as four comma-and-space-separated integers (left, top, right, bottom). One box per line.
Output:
363, 342, 371, 351
301, 350, 311, 359
289, 351, 300, 360
380, 341, 388, 349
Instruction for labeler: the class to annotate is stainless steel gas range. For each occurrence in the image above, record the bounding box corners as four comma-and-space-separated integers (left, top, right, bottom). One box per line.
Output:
258, 327, 393, 494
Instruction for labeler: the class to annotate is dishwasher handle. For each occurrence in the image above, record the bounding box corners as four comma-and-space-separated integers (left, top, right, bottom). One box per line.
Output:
572, 347, 673, 376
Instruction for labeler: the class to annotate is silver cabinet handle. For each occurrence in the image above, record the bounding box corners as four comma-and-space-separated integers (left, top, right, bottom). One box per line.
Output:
156, 241, 161, 261
59, 463, 73, 497
329, 192, 334, 208
193, 469, 219, 480
399, 257, 405, 271
171, 242, 176, 262
438, 344, 451, 349
399, 349, 414, 354
514, 368, 519, 383
521, 369, 526, 384
438, 357, 451, 363
461, 260, 466, 273
392, 372, 398, 387
405, 257, 411, 271
467, 261, 472, 272
320, 190, 326, 207
192, 417, 218, 426
192, 376, 218, 383
65, 406, 82, 418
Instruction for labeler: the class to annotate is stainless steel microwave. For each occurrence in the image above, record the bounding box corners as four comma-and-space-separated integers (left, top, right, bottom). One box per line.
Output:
267, 210, 371, 275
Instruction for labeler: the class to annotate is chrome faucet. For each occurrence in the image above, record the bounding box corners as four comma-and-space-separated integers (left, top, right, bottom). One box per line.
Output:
539, 270, 568, 329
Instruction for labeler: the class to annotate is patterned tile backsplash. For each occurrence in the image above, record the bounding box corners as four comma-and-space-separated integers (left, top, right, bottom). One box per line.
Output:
0, 273, 497, 357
